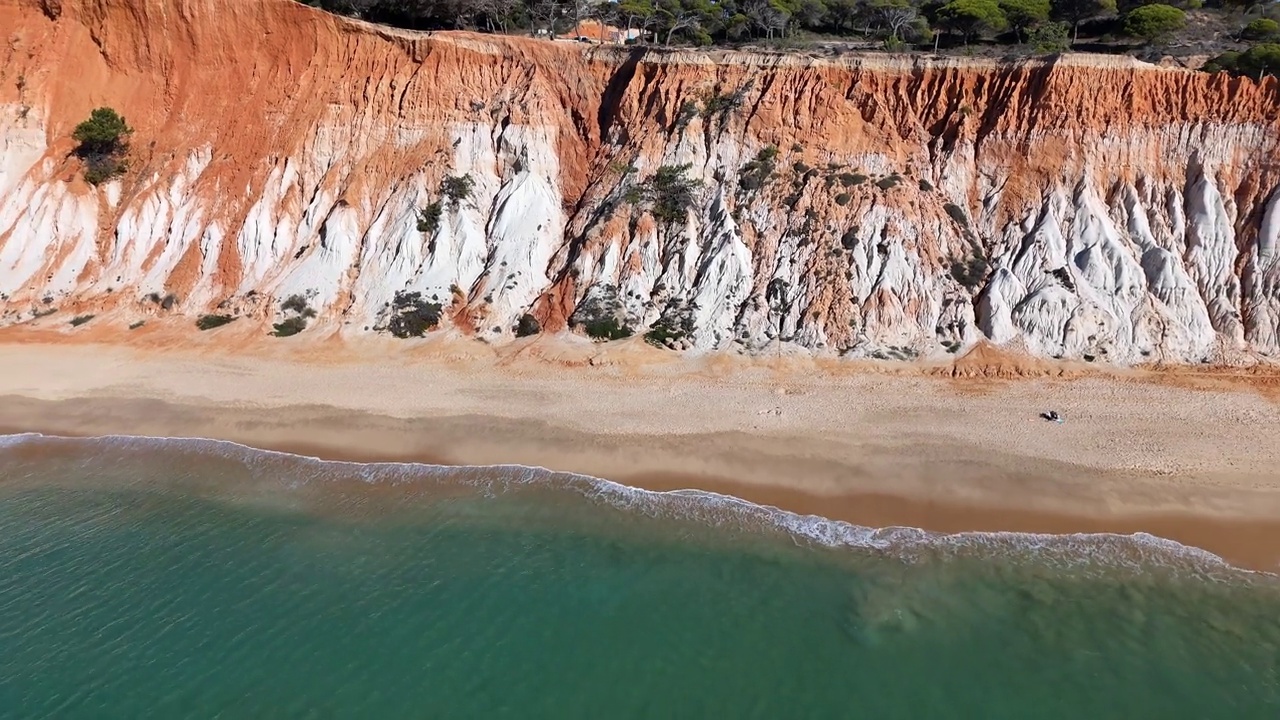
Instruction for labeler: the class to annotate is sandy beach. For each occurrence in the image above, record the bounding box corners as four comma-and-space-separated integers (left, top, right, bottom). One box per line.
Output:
1, 332, 1279, 570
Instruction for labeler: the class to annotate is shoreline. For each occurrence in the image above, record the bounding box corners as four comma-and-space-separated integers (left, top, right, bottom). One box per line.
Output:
5, 427, 1280, 572
0, 340, 1278, 571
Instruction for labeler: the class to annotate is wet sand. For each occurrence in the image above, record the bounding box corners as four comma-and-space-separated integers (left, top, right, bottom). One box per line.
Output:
0, 338, 1278, 570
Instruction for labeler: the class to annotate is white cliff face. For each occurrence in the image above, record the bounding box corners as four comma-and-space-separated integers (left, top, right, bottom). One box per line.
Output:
1, 16, 1279, 366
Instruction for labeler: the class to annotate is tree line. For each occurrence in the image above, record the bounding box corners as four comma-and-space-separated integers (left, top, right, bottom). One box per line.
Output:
300, 0, 1279, 74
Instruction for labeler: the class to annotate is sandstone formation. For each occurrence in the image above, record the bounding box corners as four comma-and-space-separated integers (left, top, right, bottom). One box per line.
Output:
1, 0, 1279, 364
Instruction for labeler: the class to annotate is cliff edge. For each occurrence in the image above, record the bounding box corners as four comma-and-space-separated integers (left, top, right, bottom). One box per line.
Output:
2, 0, 1280, 364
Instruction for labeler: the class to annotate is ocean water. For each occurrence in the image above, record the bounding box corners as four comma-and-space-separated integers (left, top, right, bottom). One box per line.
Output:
0, 435, 1278, 718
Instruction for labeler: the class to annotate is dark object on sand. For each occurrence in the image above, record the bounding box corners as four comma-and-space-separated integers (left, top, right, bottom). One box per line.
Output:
1041, 410, 1062, 423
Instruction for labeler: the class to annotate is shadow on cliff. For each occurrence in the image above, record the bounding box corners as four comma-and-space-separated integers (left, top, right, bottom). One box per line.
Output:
596, 45, 650, 145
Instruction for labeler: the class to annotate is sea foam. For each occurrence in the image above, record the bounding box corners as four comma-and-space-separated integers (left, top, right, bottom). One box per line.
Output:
0, 432, 1263, 581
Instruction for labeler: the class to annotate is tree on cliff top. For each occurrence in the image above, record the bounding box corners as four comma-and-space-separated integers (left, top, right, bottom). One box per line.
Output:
1123, 4, 1185, 44
1239, 44, 1280, 80
72, 107, 132, 185
937, 0, 1008, 46
999, 0, 1050, 43
1051, 0, 1117, 43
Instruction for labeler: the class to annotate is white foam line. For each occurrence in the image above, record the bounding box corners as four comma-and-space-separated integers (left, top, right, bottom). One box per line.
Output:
0, 432, 1270, 579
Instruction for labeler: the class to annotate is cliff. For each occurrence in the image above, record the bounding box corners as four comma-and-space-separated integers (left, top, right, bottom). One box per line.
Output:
2, 0, 1280, 364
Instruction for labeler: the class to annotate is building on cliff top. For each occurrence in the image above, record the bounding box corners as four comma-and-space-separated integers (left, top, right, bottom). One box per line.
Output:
570, 20, 644, 44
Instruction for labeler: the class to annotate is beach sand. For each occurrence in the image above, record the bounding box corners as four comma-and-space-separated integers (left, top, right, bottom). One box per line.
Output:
0, 333, 1278, 570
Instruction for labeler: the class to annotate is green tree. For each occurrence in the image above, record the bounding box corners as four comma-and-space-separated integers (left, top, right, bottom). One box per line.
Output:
1238, 43, 1280, 80
1123, 3, 1185, 43
1241, 18, 1280, 43
657, 0, 712, 44
1029, 19, 1071, 51
937, 0, 1008, 45
72, 107, 132, 185
870, 0, 920, 41
73, 107, 131, 155
1200, 50, 1240, 75
1051, 0, 1116, 43
615, 0, 656, 38
999, 0, 1051, 42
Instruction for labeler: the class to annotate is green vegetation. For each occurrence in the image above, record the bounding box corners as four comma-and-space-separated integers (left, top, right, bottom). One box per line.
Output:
841, 227, 860, 249
606, 160, 638, 175
835, 192, 852, 206
69, 314, 95, 327
571, 285, 634, 341
1123, 4, 1185, 43
869, 345, 921, 360
584, 317, 634, 341
303, 0, 1274, 61
950, 251, 990, 290
196, 314, 236, 331
937, 0, 1008, 46
876, 174, 903, 190
626, 164, 703, 225
272, 317, 308, 337
739, 145, 779, 191
413, 175, 470, 235
129, 320, 146, 330
281, 294, 317, 317
839, 173, 867, 187
699, 85, 748, 119
944, 202, 971, 227
273, 294, 317, 337
417, 201, 443, 234
1029, 20, 1071, 52
382, 291, 444, 338
442, 174, 475, 206
1241, 18, 1280, 42
1204, 43, 1280, 79
644, 299, 696, 349
72, 107, 131, 185
999, 0, 1050, 43
515, 313, 541, 337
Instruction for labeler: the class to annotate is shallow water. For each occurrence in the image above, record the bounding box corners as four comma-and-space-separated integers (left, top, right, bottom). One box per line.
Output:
0, 434, 1278, 718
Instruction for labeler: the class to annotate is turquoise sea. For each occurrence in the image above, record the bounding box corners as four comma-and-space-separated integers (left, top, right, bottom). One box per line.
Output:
0, 434, 1278, 718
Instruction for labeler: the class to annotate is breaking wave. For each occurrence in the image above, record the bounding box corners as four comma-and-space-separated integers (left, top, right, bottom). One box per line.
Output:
0, 432, 1263, 581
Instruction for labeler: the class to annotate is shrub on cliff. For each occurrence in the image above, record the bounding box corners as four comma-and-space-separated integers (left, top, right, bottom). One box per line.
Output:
272, 316, 308, 337
196, 314, 236, 331
950, 252, 990, 290
72, 107, 132, 185
515, 313, 541, 337
280, 294, 317, 318
876, 174, 903, 190
739, 146, 779, 192
1123, 4, 1185, 44
417, 201, 443, 234
572, 285, 634, 341
627, 165, 703, 226
1241, 19, 1280, 43
272, 294, 317, 337
441, 174, 474, 206
384, 291, 443, 338
1239, 44, 1280, 80
644, 299, 697, 350
584, 317, 634, 341
1203, 44, 1280, 79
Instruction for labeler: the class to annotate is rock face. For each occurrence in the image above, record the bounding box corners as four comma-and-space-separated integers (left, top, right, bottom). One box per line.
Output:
1, 0, 1279, 364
